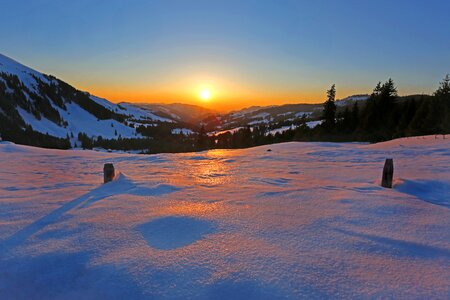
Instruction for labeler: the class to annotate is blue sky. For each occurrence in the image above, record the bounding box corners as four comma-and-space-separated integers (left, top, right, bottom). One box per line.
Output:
1, 0, 449, 109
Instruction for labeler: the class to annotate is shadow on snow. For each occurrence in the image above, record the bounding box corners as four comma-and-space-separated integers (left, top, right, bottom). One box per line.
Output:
0, 173, 181, 253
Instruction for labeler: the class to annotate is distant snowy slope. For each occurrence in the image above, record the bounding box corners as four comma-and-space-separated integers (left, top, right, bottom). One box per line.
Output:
130, 102, 217, 124
203, 95, 371, 134
335, 94, 370, 106
0, 53, 183, 146
118, 102, 174, 122
0, 53, 51, 93
202, 103, 324, 133
89, 95, 121, 112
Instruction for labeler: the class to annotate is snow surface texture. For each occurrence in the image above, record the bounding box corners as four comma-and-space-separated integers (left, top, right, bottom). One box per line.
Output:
0, 136, 449, 299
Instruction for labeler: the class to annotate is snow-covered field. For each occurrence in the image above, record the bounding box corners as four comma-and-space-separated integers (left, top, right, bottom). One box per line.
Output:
1, 136, 449, 299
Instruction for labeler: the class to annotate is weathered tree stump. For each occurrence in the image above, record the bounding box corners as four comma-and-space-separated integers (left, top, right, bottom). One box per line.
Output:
381, 158, 394, 188
103, 163, 115, 183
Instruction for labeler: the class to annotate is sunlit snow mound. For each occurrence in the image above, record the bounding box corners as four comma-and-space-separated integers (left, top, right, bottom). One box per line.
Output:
0, 135, 449, 299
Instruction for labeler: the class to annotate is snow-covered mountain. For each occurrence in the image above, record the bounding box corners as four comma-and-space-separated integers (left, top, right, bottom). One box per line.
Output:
335, 94, 370, 106
0, 53, 183, 146
202, 103, 323, 132
203, 95, 371, 136
129, 102, 217, 125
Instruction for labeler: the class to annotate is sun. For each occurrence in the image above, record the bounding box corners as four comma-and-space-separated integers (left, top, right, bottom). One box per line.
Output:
199, 89, 212, 101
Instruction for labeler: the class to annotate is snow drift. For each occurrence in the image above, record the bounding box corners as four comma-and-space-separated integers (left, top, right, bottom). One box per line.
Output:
0, 136, 449, 299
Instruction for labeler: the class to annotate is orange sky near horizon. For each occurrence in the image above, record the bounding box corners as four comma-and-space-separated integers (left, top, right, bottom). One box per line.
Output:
86, 87, 328, 111
74, 79, 370, 112
76, 80, 436, 112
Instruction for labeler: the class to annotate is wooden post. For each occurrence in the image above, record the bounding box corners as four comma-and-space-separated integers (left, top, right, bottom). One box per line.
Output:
381, 159, 394, 188
103, 163, 115, 183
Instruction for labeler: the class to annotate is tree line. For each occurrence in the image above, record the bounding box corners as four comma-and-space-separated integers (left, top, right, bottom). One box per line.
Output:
319, 75, 450, 142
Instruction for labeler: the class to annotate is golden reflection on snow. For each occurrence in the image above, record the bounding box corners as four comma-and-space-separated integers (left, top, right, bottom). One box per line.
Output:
160, 201, 226, 217
191, 151, 233, 186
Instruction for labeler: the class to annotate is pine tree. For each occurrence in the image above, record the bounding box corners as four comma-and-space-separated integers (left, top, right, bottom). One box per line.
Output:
372, 82, 382, 96
322, 84, 337, 132
432, 75, 450, 133
434, 74, 450, 98
398, 99, 416, 135
196, 124, 208, 150
439, 75, 450, 133
380, 79, 398, 132
243, 126, 252, 147
351, 102, 359, 131
381, 78, 398, 99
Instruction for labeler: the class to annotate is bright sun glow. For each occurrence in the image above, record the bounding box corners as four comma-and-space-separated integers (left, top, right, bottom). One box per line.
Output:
199, 89, 212, 101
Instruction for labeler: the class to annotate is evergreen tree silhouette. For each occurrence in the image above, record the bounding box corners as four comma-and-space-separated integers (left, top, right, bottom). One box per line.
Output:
433, 74, 450, 133
196, 124, 208, 150
322, 84, 337, 132
434, 74, 450, 98
351, 102, 359, 131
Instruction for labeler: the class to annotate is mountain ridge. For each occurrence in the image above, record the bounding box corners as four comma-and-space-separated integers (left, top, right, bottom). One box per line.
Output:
0, 53, 194, 148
